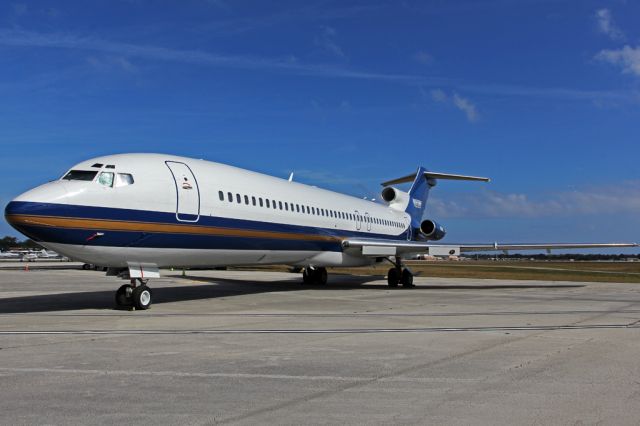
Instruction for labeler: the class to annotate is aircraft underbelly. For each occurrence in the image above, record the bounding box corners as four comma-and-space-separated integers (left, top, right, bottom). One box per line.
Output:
42, 243, 363, 268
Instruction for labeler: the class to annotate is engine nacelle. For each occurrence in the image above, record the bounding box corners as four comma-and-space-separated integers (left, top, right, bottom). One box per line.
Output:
381, 187, 410, 211
420, 219, 446, 241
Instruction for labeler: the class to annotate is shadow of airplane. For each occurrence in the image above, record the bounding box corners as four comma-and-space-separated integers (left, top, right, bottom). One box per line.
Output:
0, 273, 585, 314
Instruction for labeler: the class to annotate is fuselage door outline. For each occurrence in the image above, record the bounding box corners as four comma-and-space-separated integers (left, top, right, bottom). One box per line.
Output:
165, 161, 201, 223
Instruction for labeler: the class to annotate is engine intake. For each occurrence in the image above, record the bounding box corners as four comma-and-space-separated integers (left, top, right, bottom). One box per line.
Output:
420, 219, 446, 241
381, 187, 410, 211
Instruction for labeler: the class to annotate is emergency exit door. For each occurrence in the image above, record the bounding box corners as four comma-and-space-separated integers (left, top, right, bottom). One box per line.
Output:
166, 161, 200, 222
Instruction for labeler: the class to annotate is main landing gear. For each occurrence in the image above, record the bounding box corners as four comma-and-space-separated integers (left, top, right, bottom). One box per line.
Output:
387, 257, 414, 288
302, 267, 328, 285
115, 278, 152, 310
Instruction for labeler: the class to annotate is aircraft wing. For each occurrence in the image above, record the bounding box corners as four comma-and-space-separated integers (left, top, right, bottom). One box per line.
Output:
342, 238, 639, 257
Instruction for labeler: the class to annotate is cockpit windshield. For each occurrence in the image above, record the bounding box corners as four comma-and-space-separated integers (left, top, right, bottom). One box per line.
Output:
62, 170, 98, 181
98, 172, 114, 187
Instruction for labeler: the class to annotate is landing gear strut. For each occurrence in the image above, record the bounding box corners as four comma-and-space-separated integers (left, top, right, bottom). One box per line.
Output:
115, 278, 152, 310
302, 267, 328, 285
387, 257, 414, 288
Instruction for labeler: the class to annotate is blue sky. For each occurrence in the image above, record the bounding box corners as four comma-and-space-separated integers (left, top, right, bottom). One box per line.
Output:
0, 0, 638, 252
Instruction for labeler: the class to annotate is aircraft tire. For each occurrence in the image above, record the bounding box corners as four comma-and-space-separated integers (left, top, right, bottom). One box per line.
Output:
387, 268, 399, 287
132, 285, 152, 310
401, 269, 414, 287
302, 268, 312, 284
316, 267, 328, 285
115, 284, 133, 307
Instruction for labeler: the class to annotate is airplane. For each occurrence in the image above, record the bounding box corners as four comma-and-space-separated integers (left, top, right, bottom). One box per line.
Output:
0, 250, 21, 259
36, 249, 63, 259
4, 153, 637, 310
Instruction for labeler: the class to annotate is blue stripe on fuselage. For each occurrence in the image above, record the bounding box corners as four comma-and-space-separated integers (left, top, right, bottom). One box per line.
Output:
5, 201, 409, 251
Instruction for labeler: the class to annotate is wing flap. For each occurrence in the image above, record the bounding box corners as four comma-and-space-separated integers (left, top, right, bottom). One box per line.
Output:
343, 238, 638, 257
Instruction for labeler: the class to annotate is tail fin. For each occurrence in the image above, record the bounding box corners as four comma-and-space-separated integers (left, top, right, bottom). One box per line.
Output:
382, 167, 490, 229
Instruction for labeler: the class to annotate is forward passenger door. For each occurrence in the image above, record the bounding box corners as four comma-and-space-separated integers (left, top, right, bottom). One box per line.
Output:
166, 161, 200, 222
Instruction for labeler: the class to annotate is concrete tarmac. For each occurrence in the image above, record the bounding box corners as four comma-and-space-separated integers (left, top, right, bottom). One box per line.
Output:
1, 268, 640, 425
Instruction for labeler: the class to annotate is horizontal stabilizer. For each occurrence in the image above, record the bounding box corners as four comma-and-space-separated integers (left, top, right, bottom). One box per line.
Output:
381, 171, 490, 186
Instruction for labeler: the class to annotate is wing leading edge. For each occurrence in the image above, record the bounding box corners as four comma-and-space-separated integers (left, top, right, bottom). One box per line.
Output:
342, 238, 639, 257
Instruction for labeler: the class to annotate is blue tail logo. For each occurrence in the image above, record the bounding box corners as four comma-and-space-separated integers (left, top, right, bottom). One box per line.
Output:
405, 166, 432, 230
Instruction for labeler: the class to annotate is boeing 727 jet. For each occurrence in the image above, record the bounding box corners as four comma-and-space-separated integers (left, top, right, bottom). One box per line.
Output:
4, 154, 637, 310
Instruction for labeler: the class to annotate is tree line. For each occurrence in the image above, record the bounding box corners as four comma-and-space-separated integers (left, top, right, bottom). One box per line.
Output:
1, 236, 42, 251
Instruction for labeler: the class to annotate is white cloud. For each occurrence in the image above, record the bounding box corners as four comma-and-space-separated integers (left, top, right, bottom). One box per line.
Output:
595, 8, 625, 41
429, 88, 479, 122
413, 50, 433, 64
314, 26, 345, 58
430, 88, 447, 102
596, 45, 640, 77
0, 29, 636, 104
86, 55, 137, 73
452, 93, 479, 122
429, 181, 640, 219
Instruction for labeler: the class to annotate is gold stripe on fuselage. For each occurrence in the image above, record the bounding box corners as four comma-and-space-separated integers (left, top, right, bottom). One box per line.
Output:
6, 214, 342, 242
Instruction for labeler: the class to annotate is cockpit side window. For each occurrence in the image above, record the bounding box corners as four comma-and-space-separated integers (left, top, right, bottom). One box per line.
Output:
98, 172, 115, 187
115, 173, 134, 187
62, 170, 98, 181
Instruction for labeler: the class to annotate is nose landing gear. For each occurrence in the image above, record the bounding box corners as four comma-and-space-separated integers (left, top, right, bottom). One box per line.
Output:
115, 278, 152, 310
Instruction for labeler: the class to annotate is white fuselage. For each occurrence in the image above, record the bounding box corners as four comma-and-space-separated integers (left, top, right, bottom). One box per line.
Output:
6, 154, 412, 268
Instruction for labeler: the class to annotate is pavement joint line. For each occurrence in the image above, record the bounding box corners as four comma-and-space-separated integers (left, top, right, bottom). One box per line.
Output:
2, 309, 640, 317
0, 367, 482, 384
1, 323, 639, 335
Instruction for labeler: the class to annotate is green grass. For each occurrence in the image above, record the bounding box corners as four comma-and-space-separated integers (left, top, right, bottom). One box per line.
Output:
230, 261, 640, 283
330, 261, 640, 283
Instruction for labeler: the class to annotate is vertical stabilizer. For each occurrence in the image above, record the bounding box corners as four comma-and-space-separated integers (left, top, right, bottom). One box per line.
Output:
405, 166, 432, 229
381, 167, 489, 231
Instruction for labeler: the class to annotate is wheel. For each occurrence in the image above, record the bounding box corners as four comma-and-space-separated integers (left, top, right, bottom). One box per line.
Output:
302, 268, 313, 284
115, 284, 133, 307
401, 269, 414, 287
303, 268, 328, 285
82, 263, 90, 270
387, 268, 400, 287
316, 267, 328, 285
132, 285, 152, 310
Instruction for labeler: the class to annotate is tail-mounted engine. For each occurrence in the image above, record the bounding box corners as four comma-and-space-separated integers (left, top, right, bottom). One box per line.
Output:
381, 187, 410, 211
420, 219, 446, 241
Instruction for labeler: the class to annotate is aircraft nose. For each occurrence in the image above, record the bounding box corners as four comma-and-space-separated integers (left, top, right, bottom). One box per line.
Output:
4, 200, 31, 236
5, 181, 70, 236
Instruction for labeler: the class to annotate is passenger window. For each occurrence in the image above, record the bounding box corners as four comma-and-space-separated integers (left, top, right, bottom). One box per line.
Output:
219, 191, 224, 201
236, 194, 241, 203
228, 192, 233, 202
98, 172, 114, 187
296, 205, 300, 213
115, 173, 134, 187
284, 202, 289, 211
244, 195, 249, 205
258, 198, 263, 207
252, 196, 256, 206
266, 199, 270, 208
273, 200, 277, 209
279, 201, 283, 210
